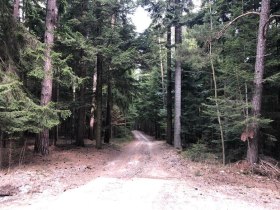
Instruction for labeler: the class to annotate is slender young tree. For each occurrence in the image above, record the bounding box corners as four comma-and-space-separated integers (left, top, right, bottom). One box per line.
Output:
209, 1, 225, 165
248, 0, 271, 164
174, 0, 182, 149
35, 0, 57, 155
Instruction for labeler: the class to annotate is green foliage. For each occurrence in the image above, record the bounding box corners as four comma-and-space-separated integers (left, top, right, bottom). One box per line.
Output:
23, 0, 46, 40
136, 0, 280, 161
0, 0, 72, 137
0, 69, 70, 134
113, 126, 131, 139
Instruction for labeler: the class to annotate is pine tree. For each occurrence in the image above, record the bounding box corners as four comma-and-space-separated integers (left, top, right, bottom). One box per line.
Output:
35, 0, 58, 155
248, 0, 271, 164
174, 0, 183, 149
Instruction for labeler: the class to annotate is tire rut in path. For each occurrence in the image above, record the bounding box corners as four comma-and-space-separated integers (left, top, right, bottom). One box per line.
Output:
1, 130, 278, 210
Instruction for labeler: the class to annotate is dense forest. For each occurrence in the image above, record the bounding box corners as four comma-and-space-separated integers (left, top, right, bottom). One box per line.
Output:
0, 0, 280, 168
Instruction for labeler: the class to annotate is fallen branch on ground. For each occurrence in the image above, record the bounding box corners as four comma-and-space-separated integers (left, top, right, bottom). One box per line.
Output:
253, 158, 280, 180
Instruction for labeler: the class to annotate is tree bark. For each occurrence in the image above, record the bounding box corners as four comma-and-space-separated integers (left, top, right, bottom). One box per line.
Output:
247, 0, 270, 164
95, 53, 103, 149
71, 84, 76, 140
174, 0, 182, 149
13, 0, 20, 20
51, 81, 59, 146
158, 36, 165, 106
166, 25, 173, 145
104, 11, 116, 144
34, 0, 57, 155
55, 83, 59, 145
89, 71, 97, 140
104, 81, 112, 144
76, 65, 86, 147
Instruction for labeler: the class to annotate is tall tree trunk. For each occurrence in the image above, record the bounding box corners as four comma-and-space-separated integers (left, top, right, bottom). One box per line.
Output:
103, 10, 116, 144
174, 0, 182, 149
55, 82, 59, 145
71, 84, 76, 140
95, 53, 103, 149
34, 0, 57, 155
166, 25, 173, 145
104, 81, 112, 144
0, 130, 3, 169
13, 0, 20, 20
247, 0, 270, 164
158, 36, 165, 106
89, 71, 97, 140
51, 81, 59, 146
76, 65, 86, 147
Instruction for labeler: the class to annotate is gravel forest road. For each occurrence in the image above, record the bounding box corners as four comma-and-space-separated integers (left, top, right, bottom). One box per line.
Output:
1, 131, 279, 210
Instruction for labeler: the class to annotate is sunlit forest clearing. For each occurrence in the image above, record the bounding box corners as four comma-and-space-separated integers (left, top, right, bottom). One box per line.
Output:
0, 0, 280, 209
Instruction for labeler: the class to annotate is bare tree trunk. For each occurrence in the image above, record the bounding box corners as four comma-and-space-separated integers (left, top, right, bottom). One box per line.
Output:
76, 105, 86, 146
55, 83, 59, 145
34, 0, 57, 155
166, 25, 173, 145
248, 0, 270, 164
94, 1, 103, 149
174, 0, 182, 149
50, 82, 59, 146
95, 54, 103, 149
104, 81, 112, 144
89, 71, 97, 140
71, 84, 76, 141
76, 65, 86, 146
13, 0, 20, 20
158, 36, 165, 106
0, 130, 3, 169
104, 11, 116, 144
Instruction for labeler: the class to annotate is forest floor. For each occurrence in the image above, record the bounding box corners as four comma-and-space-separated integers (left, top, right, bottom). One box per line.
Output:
0, 130, 280, 210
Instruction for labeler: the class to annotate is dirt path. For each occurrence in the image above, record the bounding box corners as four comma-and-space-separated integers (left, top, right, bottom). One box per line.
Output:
1, 131, 280, 209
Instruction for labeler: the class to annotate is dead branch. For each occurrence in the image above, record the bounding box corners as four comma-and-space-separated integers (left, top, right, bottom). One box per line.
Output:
263, 15, 280, 38
215, 12, 260, 40
205, 11, 260, 48
260, 159, 280, 174
253, 158, 280, 180
270, 14, 280, 19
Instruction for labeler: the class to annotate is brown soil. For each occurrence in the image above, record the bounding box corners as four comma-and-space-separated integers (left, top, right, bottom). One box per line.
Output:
0, 131, 279, 210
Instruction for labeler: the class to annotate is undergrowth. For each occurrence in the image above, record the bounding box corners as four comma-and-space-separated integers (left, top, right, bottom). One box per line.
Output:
111, 130, 133, 145
183, 143, 218, 164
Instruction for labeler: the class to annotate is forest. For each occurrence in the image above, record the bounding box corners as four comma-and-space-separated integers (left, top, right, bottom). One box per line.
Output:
0, 0, 280, 169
